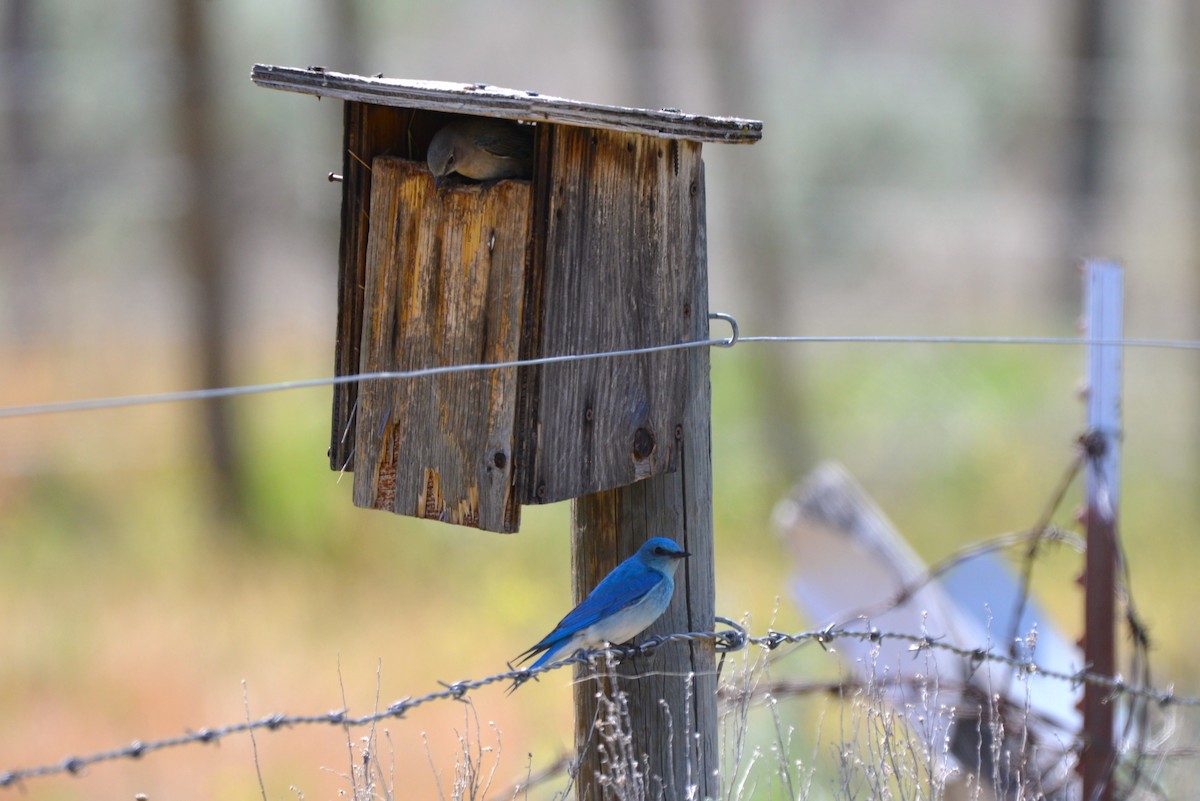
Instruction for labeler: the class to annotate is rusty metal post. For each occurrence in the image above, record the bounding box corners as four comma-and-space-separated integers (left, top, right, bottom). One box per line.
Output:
1079, 259, 1123, 801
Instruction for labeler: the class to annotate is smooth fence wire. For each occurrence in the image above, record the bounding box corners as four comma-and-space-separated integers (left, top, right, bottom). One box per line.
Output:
1, 621, 1195, 790
2, 313, 1200, 420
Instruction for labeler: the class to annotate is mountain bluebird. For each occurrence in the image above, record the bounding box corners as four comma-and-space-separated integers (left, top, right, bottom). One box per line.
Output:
426, 118, 534, 186
514, 537, 690, 680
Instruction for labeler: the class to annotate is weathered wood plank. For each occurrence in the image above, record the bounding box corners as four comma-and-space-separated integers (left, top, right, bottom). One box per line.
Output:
252, 64, 762, 144
352, 156, 529, 532
331, 102, 411, 471
571, 166, 716, 799
517, 126, 702, 505
331, 104, 476, 471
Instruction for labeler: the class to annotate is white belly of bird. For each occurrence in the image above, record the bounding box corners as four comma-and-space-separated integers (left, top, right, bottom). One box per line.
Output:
561, 579, 674, 657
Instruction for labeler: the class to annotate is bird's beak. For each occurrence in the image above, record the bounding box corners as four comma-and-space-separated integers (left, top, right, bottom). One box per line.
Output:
434, 174, 443, 191
676, 550, 691, 559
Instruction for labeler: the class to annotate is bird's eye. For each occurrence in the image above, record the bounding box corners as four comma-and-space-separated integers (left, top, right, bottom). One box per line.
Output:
654, 546, 667, 555
447, 154, 455, 166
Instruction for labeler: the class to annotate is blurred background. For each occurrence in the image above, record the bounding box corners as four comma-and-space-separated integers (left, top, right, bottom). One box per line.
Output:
1, 0, 1198, 798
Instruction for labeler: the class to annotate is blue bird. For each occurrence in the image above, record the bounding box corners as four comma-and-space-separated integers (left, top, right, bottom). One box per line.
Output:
513, 537, 690, 682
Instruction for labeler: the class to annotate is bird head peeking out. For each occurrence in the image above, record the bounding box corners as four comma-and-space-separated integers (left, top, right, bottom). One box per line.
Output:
426, 118, 534, 188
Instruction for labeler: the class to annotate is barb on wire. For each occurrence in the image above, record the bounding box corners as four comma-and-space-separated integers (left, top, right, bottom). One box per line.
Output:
1, 620, 1194, 790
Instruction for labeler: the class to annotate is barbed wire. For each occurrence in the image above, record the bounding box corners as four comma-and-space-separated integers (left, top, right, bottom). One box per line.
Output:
1, 620, 1195, 790
2, 312, 1199, 420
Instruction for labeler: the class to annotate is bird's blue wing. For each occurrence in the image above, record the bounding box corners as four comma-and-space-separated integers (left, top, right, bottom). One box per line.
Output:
516, 561, 661, 663
554, 561, 661, 635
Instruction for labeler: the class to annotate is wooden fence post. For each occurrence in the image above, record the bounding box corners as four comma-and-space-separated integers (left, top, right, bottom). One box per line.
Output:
570, 176, 717, 800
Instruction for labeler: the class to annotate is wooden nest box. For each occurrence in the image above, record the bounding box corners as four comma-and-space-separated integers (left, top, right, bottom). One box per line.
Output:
252, 65, 762, 533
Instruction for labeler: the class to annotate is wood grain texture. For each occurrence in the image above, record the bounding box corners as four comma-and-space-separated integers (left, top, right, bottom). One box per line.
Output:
331, 105, 484, 471
331, 102, 412, 471
516, 126, 702, 506
571, 167, 716, 800
253, 64, 762, 144
352, 156, 529, 532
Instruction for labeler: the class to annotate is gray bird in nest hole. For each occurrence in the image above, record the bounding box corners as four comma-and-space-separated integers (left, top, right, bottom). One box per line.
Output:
426, 118, 534, 186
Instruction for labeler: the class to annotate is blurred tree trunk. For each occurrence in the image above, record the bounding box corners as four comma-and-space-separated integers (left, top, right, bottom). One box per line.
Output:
1184, 1, 1200, 459
0, 0, 34, 170
1, 0, 50, 340
613, 0, 664, 108
326, 0, 364, 74
172, 0, 247, 524
1059, 0, 1116, 306
700, 4, 812, 480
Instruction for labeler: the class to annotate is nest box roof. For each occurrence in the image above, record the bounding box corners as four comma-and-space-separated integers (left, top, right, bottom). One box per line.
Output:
251, 64, 762, 145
